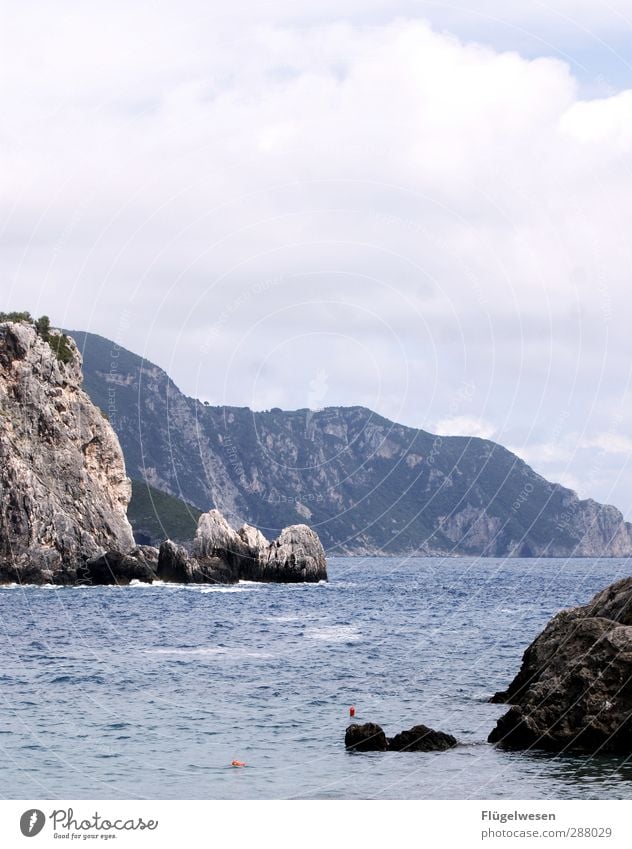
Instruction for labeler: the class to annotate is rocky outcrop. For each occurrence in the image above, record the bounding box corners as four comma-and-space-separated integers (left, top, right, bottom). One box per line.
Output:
345, 722, 458, 752
234, 522, 327, 583
0, 321, 135, 584
489, 577, 632, 753
389, 724, 457, 752
192, 510, 327, 583
345, 723, 389, 752
258, 524, 328, 582
156, 539, 237, 584
193, 509, 245, 572
156, 540, 194, 583
153, 511, 328, 585
84, 547, 158, 585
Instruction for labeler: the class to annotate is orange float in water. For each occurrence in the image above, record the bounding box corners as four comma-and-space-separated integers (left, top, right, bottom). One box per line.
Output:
231, 760, 246, 767
349, 706, 356, 717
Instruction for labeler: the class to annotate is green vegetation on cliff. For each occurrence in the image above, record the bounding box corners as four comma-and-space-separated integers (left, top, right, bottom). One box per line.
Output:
127, 480, 201, 546
0, 312, 73, 364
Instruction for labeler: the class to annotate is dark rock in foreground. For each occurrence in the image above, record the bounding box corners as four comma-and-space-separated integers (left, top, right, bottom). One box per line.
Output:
489, 577, 632, 753
389, 724, 457, 752
345, 723, 389, 752
345, 722, 457, 752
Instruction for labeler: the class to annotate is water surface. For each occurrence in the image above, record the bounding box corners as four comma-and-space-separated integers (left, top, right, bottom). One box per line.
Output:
0, 556, 630, 799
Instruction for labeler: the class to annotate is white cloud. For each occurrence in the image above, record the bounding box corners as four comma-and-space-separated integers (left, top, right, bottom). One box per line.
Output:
581, 433, 632, 454
3, 6, 632, 513
434, 416, 497, 439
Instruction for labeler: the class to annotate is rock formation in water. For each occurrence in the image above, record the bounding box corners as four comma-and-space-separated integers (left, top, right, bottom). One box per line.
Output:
489, 577, 632, 753
236, 521, 328, 583
0, 321, 135, 584
156, 536, 237, 584
345, 721, 458, 752
83, 547, 158, 585
345, 723, 390, 752
389, 724, 458, 752
156, 509, 328, 584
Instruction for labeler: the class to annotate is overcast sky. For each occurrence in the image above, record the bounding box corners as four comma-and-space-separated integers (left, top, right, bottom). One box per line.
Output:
3, 1, 632, 516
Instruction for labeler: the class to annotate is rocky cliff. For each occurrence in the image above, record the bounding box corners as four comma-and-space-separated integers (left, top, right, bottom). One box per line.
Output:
0, 321, 135, 583
70, 329, 632, 557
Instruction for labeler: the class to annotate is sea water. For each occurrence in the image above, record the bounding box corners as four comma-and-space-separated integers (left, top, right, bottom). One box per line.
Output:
0, 556, 630, 800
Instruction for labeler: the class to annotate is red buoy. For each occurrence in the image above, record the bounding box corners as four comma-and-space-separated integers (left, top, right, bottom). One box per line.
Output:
349, 706, 356, 717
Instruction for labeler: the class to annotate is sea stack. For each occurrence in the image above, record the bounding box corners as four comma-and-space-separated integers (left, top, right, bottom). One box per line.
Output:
192, 510, 328, 583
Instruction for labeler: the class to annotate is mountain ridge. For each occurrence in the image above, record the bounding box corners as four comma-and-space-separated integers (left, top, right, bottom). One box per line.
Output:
67, 329, 632, 557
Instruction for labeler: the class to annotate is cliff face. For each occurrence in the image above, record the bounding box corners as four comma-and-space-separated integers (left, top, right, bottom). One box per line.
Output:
71, 330, 632, 558
0, 322, 134, 583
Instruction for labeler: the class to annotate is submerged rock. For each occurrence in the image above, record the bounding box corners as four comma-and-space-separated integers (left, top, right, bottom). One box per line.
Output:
389, 724, 457, 752
0, 321, 135, 584
345, 723, 389, 752
489, 577, 632, 753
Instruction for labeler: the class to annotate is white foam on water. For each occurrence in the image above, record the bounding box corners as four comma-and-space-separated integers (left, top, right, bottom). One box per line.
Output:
143, 647, 229, 656
305, 625, 361, 642
266, 614, 301, 622
142, 647, 274, 659
128, 579, 169, 588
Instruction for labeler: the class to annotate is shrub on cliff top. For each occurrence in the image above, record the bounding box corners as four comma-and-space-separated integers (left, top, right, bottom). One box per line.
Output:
0, 311, 73, 365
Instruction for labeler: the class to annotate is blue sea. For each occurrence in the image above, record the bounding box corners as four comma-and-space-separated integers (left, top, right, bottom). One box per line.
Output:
0, 556, 631, 800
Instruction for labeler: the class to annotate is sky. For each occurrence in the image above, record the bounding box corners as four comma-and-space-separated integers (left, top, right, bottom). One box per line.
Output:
3, 1, 632, 516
